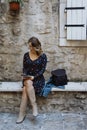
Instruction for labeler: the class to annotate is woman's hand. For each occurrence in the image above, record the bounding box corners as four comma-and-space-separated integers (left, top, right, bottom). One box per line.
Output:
23, 76, 34, 81
30, 76, 34, 80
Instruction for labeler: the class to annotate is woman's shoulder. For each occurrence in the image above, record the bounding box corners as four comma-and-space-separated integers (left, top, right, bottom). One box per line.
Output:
24, 52, 29, 57
41, 53, 47, 57
40, 53, 47, 60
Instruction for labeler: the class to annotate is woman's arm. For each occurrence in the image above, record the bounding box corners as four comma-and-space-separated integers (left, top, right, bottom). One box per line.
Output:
34, 54, 47, 78
23, 53, 27, 74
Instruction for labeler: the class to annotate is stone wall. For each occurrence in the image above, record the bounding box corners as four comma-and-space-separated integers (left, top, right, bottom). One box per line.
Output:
0, 0, 87, 113
0, 92, 87, 114
0, 0, 87, 82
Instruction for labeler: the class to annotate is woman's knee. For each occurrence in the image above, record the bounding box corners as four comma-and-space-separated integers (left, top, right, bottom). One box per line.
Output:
24, 80, 34, 90
24, 80, 33, 88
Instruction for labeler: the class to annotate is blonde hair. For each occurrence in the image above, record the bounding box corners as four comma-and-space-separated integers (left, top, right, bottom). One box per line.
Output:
28, 37, 43, 56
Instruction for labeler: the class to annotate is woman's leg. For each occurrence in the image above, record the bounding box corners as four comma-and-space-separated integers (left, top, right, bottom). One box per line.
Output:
24, 80, 38, 116
16, 86, 28, 123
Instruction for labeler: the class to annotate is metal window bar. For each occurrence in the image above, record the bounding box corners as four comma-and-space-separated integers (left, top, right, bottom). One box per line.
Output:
65, 24, 84, 27
64, 7, 85, 12
65, 24, 84, 29
65, 7, 85, 10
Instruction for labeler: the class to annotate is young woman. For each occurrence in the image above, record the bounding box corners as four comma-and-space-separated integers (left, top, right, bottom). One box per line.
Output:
16, 37, 47, 123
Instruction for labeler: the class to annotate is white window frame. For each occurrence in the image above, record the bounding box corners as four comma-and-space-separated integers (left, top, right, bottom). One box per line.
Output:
59, 0, 87, 46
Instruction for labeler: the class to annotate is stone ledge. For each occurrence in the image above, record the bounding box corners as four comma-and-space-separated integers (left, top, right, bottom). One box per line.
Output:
52, 82, 87, 91
0, 82, 87, 92
0, 82, 22, 92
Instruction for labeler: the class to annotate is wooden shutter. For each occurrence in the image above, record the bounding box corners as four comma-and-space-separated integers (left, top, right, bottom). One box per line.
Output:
66, 0, 86, 40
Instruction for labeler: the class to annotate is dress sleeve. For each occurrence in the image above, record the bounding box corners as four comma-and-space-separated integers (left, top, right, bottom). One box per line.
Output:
34, 54, 47, 78
23, 53, 27, 74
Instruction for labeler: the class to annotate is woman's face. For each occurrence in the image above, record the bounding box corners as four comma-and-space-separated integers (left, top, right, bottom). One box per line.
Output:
29, 42, 35, 51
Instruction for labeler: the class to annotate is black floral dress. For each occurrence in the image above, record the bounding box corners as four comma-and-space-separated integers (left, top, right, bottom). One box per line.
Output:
23, 52, 47, 95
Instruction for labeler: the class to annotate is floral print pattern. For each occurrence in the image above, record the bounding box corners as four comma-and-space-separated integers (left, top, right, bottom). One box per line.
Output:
23, 52, 47, 95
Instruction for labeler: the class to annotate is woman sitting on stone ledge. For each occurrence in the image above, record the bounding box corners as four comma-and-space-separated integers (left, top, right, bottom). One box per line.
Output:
16, 37, 47, 124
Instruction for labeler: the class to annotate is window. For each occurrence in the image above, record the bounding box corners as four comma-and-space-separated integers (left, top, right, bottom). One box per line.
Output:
59, 0, 87, 46
66, 0, 86, 40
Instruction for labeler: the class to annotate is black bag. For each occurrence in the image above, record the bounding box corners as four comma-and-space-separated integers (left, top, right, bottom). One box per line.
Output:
51, 69, 68, 86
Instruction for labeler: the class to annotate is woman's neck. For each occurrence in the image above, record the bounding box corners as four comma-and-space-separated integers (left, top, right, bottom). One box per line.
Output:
29, 50, 39, 61
29, 51, 38, 57
30, 50, 37, 55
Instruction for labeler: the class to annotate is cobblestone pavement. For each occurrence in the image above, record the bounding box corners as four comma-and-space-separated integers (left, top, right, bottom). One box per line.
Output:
0, 112, 87, 130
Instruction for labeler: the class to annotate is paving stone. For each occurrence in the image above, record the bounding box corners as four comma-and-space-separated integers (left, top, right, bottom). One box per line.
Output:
0, 112, 87, 130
